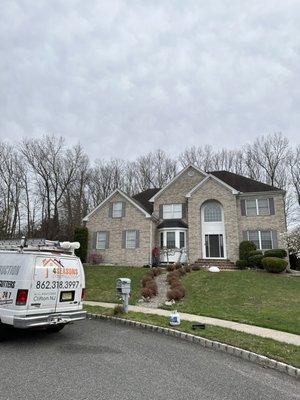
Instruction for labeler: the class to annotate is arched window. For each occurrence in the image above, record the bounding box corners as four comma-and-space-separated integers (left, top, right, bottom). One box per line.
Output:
203, 201, 222, 222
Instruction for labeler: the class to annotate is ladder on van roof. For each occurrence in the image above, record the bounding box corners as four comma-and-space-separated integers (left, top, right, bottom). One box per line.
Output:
0, 238, 80, 255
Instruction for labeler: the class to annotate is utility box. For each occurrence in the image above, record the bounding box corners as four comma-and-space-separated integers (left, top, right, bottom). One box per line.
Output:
116, 278, 131, 295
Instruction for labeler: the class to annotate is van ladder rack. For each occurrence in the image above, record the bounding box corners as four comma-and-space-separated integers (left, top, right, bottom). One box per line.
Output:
0, 238, 80, 255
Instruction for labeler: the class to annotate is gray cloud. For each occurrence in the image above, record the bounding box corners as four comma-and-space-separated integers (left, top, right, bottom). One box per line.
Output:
0, 0, 300, 160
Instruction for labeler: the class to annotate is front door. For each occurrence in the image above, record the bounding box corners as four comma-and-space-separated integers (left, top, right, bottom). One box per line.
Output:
205, 234, 224, 258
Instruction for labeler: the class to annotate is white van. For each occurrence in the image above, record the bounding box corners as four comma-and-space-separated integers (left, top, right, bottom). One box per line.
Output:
0, 238, 86, 337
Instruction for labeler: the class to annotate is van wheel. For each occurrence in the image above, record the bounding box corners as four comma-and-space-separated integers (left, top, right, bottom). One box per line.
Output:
46, 324, 65, 333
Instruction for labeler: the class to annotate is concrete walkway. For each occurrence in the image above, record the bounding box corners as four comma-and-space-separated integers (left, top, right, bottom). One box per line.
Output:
84, 301, 300, 346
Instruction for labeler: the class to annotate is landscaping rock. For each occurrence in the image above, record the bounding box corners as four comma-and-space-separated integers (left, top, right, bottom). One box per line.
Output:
208, 266, 220, 272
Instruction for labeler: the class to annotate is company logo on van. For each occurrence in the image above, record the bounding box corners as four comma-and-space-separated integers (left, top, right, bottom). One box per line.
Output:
42, 258, 79, 278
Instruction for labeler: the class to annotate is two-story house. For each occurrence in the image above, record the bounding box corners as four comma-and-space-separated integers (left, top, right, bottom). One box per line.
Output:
83, 165, 287, 267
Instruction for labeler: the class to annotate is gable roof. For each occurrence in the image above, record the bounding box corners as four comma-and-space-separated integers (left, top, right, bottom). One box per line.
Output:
82, 188, 151, 222
186, 174, 239, 197
209, 171, 283, 193
149, 164, 207, 202
132, 188, 161, 214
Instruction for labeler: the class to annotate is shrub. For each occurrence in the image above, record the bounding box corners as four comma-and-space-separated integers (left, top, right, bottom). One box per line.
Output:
262, 257, 288, 273
175, 268, 186, 277
140, 287, 155, 298
167, 288, 184, 301
248, 254, 264, 269
89, 252, 103, 265
145, 281, 158, 295
152, 267, 162, 276
166, 264, 176, 272
289, 254, 300, 271
264, 249, 287, 259
191, 265, 201, 271
74, 226, 88, 263
235, 259, 248, 269
113, 304, 124, 315
239, 241, 257, 261
183, 266, 192, 273
248, 250, 263, 257
174, 263, 182, 270
141, 275, 154, 287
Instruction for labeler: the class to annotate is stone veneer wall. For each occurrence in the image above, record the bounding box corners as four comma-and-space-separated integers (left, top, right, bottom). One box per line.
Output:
86, 192, 154, 266
188, 178, 240, 263
153, 166, 206, 224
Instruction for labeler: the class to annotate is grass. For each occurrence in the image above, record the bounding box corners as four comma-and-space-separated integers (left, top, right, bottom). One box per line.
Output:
84, 265, 146, 304
163, 270, 300, 335
84, 304, 300, 368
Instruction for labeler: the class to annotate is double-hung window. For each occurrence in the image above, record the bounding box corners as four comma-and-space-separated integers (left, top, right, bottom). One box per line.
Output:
163, 204, 182, 219
245, 230, 273, 250
96, 231, 108, 250
125, 230, 137, 249
112, 202, 123, 218
245, 199, 270, 216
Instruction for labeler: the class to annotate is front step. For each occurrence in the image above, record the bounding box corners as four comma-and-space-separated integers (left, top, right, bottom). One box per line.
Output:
193, 258, 237, 270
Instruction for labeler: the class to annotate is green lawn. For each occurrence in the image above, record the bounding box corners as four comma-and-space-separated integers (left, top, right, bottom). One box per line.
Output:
84, 305, 300, 368
167, 270, 300, 335
84, 265, 146, 304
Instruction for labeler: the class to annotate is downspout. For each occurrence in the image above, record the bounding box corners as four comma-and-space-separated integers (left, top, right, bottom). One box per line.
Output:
149, 220, 153, 267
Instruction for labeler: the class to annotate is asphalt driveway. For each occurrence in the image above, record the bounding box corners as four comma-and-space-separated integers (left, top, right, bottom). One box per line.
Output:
0, 319, 299, 400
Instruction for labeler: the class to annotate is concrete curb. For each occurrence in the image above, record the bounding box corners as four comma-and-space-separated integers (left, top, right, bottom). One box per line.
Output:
86, 312, 300, 380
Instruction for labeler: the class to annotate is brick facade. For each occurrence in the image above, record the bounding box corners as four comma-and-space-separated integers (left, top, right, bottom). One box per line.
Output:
85, 166, 287, 266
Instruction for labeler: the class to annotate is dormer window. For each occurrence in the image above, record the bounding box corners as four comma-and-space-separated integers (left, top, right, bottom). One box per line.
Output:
112, 202, 123, 218
163, 204, 182, 219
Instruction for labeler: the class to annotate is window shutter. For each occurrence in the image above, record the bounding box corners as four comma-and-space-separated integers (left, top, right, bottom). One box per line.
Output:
269, 198, 275, 215
92, 232, 98, 249
182, 203, 186, 219
242, 231, 248, 241
105, 231, 110, 249
241, 199, 246, 216
121, 202, 126, 217
122, 231, 126, 249
159, 204, 163, 219
135, 230, 140, 248
108, 203, 113, 218
272, 230, 278, 248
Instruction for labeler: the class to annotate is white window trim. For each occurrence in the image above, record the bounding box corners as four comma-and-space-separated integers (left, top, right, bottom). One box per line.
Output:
158, 228, 187, 249
246, 230, 273, 250
96, 232, 107, 250
163, 204, 182, 219
246, 199, 270, 216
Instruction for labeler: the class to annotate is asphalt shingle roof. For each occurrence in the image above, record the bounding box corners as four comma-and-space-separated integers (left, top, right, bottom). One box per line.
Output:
157, 219, 188, 229
209, 171, 282, 193
132, 188, 161, 214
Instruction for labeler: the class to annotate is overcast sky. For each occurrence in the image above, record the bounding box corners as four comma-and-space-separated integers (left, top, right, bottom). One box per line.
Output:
0, 0, 299, 160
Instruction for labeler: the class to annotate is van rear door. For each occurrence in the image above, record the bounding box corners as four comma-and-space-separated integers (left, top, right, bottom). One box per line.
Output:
54, 256, 83, 312
28, 256, 61, 312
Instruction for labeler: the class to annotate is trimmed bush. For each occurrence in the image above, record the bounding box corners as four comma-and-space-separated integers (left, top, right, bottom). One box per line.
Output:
167, 288, 184, 301
145, 281, 158, 296
262, 257, 288, 273
89, 252, 103, 265
239, 241, 257, 262
141, 275, 153, 287
140, 287, 155, 298
74, 226, 88, 263
248, 254, 264, 269
235, 259, 248, 269
166, 264, 176, 272
264, 249, 287, 259
152, 267, 163, 276
249, 250, 263, 257
183, 266, 192, 273
191, 265, 201, 271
